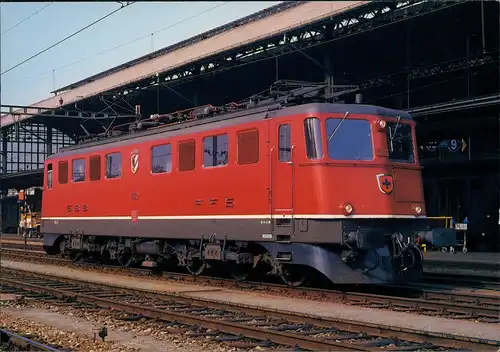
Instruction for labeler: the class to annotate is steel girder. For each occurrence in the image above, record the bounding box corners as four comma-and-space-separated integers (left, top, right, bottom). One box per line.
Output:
358, 51, 497, 89
0, 96, 140, 139
109, 0, 470, 97
0, 104, 135, 121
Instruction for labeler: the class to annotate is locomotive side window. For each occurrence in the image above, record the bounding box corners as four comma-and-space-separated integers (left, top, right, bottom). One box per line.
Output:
237, 129, 259, 165
386, 122, 415, 163
72, 159, 86, 182
278, 124, 291, 162
152, 144, 172, 173
326, 118, 373, 160
89, 156, 101, 181
203, 134, 228, 167
179, 140, 195, 172
58, 161, 68, 184
105, 152, 122, 179
47, 163, 53, 189
304, 118, 324, 160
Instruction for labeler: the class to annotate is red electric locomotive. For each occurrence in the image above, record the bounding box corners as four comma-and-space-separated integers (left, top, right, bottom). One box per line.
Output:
41, 81, 431, 286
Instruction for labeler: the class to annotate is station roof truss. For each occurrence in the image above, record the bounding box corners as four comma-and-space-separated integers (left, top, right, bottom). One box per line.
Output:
2, 0, 497, 144
0, 0, 474, 132
108, 0, 472, 96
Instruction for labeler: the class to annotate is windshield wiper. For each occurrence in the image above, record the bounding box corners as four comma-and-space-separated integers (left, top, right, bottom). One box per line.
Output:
328, 111, 349, 141
390, 115, 401, 142
389, 115, 401, 152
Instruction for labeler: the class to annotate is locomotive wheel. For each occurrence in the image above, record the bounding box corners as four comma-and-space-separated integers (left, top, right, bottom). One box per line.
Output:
229, 263, 252, 281
186, 257, 206, 276
280, 265, 307, 287
70, 252, 82, 262
118, 250, 134, 268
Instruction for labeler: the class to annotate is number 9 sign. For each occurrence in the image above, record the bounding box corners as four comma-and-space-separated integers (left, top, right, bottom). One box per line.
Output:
448, 139, 459, 152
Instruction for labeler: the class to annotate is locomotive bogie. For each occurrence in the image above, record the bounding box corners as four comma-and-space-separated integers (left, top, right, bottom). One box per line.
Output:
41, 102, 429, 286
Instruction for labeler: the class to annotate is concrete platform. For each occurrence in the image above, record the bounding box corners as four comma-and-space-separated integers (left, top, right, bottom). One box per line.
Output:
1, 260, 225, 294
2, 260, 499, 342
0, 239, 43, 247
1, 233, 42, 241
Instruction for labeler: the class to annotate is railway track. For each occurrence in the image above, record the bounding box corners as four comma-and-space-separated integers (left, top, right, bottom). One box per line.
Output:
2, 268, 499, 352
0, 328, 63, 351
2, 247, 499, 323
423, 272, 500, 291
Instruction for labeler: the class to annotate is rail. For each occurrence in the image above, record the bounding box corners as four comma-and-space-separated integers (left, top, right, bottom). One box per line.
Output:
2, 247, 499, 322
0, 328, 63, 352
1, 268, 499, 351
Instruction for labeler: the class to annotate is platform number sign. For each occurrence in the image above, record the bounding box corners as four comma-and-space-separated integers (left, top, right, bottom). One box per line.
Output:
425, 139, 467, 153
448, 139, 459, 152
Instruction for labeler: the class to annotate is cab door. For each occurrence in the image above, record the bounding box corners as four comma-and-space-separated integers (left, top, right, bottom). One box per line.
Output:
270, 121, 295, 241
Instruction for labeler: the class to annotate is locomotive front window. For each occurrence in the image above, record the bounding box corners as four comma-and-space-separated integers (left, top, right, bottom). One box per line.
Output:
304, 117, 323, 160
386, 121, 415, 163
326, 118, 373, 161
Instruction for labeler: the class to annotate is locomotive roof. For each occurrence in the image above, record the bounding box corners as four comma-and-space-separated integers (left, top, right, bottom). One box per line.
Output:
50, 102, 412, 159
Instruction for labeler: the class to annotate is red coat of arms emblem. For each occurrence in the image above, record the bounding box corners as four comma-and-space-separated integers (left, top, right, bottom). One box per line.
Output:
131, 151, 139, 174
376, 174, 394, 195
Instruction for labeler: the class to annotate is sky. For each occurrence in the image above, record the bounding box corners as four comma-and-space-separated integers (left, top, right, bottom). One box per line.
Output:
0, 1, 281, 107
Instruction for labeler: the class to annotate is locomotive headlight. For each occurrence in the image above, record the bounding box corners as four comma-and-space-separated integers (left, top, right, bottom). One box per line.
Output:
343, 202, 354, 215
413, 204, 423, 215
375, 118, 387, 131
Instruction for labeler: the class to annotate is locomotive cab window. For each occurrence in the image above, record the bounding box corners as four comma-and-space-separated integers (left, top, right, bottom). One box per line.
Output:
326, 118, 373, 160
152, 144, 172, 173
89, 155, 101, 181
386, 121, 415, 163
203, 134, 228, 167
106, 152, 122, 179
304, 117, 324, 160
58, 161, 68, 184
72, 159, 85, 182
179, 140, 195, 172
47, 163, 53, 189
237, 129, 259, 165
278, 124, 291, 162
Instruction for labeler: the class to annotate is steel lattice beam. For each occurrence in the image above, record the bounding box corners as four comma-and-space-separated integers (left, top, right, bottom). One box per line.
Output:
358, 51, 496, 90
0, 104, 134, 120
109, 0, 470, 96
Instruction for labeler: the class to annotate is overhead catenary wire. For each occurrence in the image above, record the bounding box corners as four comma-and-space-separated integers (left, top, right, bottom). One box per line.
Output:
1, 2, 54, 35
3, 2, 227, 84
0, 1, 134, 76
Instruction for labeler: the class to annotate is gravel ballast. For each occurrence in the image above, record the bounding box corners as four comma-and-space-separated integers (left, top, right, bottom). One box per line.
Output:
2, 259, 500, 342
0, 300, 243, 352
